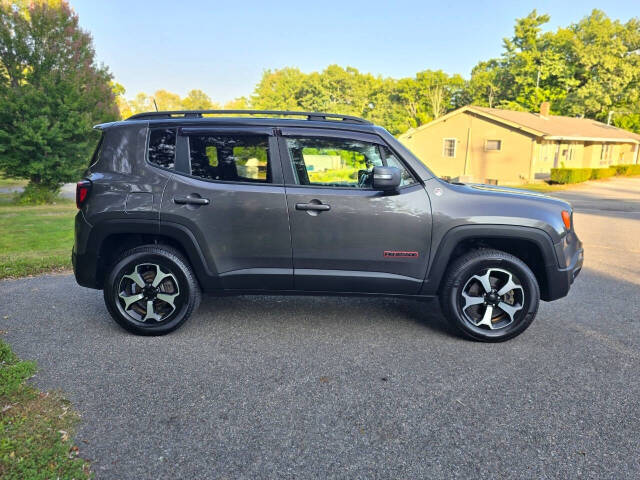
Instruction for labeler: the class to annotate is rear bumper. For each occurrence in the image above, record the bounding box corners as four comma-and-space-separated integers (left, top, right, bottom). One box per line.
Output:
72, 249, 101, 289
543, 246, 584, 301
72, 211, 101, 289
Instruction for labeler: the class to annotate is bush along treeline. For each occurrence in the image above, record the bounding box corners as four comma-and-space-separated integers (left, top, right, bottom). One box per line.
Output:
550, 165, 640, 184
0, 1, 119, 204
119, 9, 640, 137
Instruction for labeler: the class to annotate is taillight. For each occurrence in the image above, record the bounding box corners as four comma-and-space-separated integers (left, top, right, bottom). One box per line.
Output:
561, 210, 571, 230
76, 180, 92, 209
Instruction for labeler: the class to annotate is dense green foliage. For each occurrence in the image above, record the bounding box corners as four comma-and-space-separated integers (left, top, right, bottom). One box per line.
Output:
589, 167, 617, 180
550, 168, 593, 184
550, 165, 638, 184
467, 10, 640, 128
0, 338, 91, 479
612, 164, 640, 176
0, 0, 118, 200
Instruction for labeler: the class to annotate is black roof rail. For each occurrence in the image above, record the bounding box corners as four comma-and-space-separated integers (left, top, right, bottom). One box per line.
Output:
125, 109, 372, 125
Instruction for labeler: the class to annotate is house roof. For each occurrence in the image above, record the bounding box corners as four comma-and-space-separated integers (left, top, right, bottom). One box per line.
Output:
400, 105, 640, 143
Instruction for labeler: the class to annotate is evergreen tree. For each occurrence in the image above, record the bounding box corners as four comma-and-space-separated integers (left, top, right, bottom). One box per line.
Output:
0, 0, 118, 202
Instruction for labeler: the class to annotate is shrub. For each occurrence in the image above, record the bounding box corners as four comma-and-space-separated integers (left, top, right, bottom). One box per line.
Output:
15, 184, 60, 205
589, 167, 616, 180
550, 168, 592, 184
612, 164, 640, 176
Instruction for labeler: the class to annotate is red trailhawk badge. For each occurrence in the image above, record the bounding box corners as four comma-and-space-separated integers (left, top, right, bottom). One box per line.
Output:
384, 251, 419, 258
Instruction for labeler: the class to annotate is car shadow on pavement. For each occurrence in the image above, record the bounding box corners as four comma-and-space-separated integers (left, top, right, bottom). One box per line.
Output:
193, 294, 458, 338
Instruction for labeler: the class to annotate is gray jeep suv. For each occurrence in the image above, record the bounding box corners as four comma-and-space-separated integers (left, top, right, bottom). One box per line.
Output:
73, 110, 583, 341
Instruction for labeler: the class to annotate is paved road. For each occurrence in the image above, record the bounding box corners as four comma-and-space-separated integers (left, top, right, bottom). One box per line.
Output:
2, 178, 639, 479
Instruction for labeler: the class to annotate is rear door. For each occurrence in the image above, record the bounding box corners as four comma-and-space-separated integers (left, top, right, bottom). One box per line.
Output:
278, 128, 432, 294
159, 125, 293, 290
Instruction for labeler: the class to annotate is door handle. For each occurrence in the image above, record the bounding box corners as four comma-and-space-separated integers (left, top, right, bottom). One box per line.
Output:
295, 202, 331, 211
173, 195, 210, 205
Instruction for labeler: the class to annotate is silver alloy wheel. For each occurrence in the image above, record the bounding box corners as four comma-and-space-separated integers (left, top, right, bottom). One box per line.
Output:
460, 268, 525, 330
117, 263, 180, 323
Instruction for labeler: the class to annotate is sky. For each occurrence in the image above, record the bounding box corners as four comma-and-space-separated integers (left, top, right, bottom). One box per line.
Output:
70, 0, 639, 104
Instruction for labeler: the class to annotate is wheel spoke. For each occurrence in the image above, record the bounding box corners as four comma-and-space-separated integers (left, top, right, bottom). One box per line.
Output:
462, 292, 485, 311
119, 292, 144, 309
156, 293, 178, 310
497, 301, 522, 324
151, 265, 176, 288
476, 305, 494, 329
142, 300, 162, 322
122, 269, 146, 289
471, 271, 492, 293
497, 273, 522, 296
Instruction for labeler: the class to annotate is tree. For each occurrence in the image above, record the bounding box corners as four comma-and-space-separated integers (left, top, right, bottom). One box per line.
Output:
252, 67, 307, 110
560, 10, 640, 123
466, 9, 640, 130
224, 97, 250, 110
0, 0, 118, 202
467, 60, 502, 107
182, 89, 218, 110
153, 89, 182, 111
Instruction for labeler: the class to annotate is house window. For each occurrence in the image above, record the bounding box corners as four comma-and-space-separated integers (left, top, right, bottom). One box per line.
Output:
600, 144, 612, 165
443, 138, 457, 158
485, 139, 502, 151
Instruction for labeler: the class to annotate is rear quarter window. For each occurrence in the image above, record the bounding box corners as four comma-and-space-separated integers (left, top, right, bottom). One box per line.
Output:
148, 128, 177, 169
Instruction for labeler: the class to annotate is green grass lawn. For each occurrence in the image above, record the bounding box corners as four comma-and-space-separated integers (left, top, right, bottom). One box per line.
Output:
0, 338, 91, 479
0, 201, 76, 279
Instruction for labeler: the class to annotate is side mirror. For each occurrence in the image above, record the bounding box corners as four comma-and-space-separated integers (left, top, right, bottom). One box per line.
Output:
372, 166, 401, 191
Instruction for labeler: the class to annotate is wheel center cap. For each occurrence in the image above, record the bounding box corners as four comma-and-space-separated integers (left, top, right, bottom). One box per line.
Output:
485, 292, 499, 305
143, 285, 157, 299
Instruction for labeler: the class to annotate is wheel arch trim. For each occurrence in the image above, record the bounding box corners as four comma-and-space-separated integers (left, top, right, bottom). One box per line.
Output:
421, 224, 558, 296
84, 219, 218, 289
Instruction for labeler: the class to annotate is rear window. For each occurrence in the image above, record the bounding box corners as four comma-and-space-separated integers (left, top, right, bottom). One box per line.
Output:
148, 128, 177, 169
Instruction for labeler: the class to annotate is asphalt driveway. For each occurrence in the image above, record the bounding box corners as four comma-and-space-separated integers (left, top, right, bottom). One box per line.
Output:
2, 177, 639, 479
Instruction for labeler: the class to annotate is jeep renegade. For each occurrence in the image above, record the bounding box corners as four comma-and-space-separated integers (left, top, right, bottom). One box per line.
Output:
73, 110, 583, 341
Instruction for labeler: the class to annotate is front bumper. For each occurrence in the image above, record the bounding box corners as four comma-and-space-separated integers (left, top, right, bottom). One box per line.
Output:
543, 246, 584, 301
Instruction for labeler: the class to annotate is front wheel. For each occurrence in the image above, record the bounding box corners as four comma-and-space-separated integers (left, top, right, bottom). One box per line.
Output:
103, 245, 201, 335
439, 249, 540, 342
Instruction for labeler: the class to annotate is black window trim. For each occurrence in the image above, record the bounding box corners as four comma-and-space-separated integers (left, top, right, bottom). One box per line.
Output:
88, 131, 105, 168
277, 128, 419, 191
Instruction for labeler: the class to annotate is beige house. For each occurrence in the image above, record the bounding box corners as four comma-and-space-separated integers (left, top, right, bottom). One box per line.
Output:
399, 103, 640, 184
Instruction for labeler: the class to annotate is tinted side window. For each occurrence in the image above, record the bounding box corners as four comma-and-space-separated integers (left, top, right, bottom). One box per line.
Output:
284, 137, 416, 188
148, 128, 176, 169
188, 134, 271, 183
285, 137, 383, 188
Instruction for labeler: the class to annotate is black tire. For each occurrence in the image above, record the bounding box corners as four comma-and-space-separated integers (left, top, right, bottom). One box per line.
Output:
439, 249, 540, 342
103, 245, 201, 335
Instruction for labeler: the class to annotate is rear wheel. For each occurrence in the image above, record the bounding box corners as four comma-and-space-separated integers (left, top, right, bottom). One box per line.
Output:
103, 245, 201, 335
439, 249, 540, 342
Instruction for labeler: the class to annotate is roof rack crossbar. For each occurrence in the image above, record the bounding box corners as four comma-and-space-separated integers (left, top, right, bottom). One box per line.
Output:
125, 109, 372, 124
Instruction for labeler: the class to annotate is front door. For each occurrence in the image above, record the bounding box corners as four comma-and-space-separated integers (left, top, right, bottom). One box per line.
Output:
160, 126, 292, 290
278, 128, 432, 294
